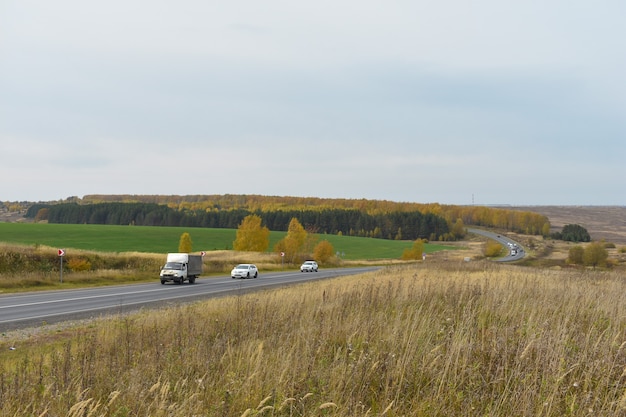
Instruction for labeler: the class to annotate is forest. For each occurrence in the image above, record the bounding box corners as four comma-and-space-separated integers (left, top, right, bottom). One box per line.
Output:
25, 203, 449, 241
23, 194, 550, 241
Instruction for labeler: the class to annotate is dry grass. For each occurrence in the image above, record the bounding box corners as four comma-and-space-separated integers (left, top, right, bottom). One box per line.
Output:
0, 246, 325, 292
2, 262, 626, 416
0, 243, 402, 294
512, 206, 626, 245
0, 244, 165, 291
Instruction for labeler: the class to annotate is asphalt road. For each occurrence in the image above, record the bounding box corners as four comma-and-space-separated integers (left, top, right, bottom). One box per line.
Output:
0, 267, 378, 331
468, 228, 526, 261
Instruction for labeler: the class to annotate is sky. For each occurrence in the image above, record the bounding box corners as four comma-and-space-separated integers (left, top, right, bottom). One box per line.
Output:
1, 0, 624, 206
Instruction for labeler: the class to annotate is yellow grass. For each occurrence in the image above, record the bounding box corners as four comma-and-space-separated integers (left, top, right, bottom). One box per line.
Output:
2, 262, 626, 416
0, 243, 409, 293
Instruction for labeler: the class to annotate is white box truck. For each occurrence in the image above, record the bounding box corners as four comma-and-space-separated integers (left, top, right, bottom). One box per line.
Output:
160, 253, 203, 285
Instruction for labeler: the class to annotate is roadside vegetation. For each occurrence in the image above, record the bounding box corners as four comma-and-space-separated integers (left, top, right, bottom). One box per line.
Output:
1, 205, 625, 415
483, 238, 505, 258
0, 222, 454, 292
0, 222, 451, 260
2, 263, 626, 416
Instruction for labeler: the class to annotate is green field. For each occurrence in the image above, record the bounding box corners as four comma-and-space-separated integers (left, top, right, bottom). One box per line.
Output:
0, 222, 451, 260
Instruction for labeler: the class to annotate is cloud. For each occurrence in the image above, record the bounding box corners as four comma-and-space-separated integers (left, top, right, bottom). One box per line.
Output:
0, 0, 624, 204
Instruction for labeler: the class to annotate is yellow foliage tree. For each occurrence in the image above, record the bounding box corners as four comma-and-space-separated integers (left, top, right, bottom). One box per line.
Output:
313, 240, 335, 264
178, 232, 193, 253
35, 208, 49, 222
274, 218, 307, 263
450, 218, 465, 239
401, 239, 425, 260
483, 239, 503, 258
233, 214, 270, 252
583, 241, 608, 268
567, 245, 584, 265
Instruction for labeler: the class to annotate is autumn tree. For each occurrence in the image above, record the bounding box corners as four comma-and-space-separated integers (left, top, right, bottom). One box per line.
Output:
567, 245, 584, 265
178, 232, 192, 253
483, 239, 503, 258
450, 218, 466, 239
313, 240, 335, 264
402, 239, 425, 260
583, 241, 608, 269
34, 208, 49, 222
233, 214, 270, 252
274, 218, 307, 263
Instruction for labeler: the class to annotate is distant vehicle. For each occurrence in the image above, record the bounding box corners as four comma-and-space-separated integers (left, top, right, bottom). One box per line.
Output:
231, 264, 258, 279
300, 260, 319, 272
160, 253, 203, 285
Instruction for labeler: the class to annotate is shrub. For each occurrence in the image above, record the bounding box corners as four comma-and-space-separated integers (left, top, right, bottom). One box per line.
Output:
583, 241, 609, 268
402, 239, 425, 260
567, 245, 584, 265
66, 257, 92, 272
483, 239, 503, 257
313, 240, 335, 264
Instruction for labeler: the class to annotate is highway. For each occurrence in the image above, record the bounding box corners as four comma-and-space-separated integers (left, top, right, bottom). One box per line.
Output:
0, 267, 378, 331
468, 228, 526, 261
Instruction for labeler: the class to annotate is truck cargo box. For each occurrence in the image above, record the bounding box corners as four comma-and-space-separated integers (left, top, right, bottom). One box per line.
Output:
160, 253, 203, 284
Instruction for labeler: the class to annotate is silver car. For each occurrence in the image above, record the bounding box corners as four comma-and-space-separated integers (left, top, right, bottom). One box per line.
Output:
231, 264, 258, 279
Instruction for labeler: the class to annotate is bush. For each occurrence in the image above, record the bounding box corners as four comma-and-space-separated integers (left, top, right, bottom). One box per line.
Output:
66, 257, 92, 272
484, 239, 503, 258
583, 241, 609, 268
313, 240, 335, 264
402, 239, 425, 260
567, 245, 584, 265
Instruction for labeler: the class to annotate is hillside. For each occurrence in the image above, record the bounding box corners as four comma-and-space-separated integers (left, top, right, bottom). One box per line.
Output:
4, 200, 625, 244
511, 206, 626, 245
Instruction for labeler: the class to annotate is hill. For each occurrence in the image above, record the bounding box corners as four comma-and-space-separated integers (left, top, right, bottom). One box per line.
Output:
511, 206, 626, 245
4, 198, 625, 244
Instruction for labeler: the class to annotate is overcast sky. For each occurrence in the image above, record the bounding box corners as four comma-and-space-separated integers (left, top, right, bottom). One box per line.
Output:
1, 1, 624, 205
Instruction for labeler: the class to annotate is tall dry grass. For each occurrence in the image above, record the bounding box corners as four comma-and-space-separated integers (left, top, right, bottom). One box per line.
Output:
0, 245, 317, 291
2, 262, 626, 416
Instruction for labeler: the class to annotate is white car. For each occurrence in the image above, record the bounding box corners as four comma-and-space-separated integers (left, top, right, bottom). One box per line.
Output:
231, 264, 258, 279
300, 260, 319, 272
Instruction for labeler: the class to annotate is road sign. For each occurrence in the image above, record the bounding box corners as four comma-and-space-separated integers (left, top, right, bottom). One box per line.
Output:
200, 251, 206, 256
280, 252, 285, 257
58, 249, 65, 257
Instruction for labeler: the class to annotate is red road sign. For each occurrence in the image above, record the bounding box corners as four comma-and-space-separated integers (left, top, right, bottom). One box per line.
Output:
58, 249, 65, 256
200, 251, 206, 256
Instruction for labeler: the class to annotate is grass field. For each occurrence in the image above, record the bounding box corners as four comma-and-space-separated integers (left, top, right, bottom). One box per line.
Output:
3, 213, 626, 415
2, 263, 626, 416
0, 222, 452, 260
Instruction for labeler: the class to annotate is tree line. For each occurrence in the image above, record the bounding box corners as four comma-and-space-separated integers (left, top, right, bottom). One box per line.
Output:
23, 194, 551, 237
239, 216, 338, 264
26, 202, 452, 241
